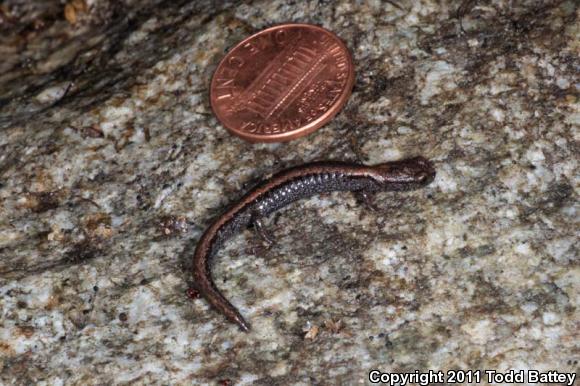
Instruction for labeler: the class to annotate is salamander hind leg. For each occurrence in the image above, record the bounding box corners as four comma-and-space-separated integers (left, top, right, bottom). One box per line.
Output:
252, 217, 274, 246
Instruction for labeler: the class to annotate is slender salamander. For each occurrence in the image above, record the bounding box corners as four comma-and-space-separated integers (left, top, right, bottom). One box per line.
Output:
191, 156, 436, 331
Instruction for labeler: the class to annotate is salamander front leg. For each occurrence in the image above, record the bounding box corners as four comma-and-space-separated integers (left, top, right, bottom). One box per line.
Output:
252, 218, 274, 246
355, 191, 379, 212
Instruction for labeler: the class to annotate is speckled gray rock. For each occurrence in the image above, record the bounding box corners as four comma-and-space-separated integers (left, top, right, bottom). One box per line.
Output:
0, 0, 578, 385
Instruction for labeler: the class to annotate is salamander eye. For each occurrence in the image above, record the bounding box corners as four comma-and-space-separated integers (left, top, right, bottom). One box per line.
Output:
416, 171, 433, 183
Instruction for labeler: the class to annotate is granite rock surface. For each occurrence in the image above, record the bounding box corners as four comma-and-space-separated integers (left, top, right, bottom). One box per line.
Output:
0, 0, 578, 385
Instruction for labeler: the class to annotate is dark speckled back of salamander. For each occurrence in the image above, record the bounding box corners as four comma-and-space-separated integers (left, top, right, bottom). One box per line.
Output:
191, 156, 436, 332
253, 164, 382, 215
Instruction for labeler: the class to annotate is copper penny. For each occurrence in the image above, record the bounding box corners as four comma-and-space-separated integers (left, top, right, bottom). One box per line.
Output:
210, 24, 355, 143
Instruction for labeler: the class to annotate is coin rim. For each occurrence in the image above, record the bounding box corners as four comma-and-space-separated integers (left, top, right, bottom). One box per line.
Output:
210, 23, 355, 143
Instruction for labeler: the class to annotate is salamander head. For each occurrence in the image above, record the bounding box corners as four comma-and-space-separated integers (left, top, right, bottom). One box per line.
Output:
370, 156, 436, 190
